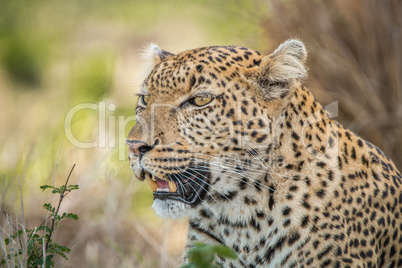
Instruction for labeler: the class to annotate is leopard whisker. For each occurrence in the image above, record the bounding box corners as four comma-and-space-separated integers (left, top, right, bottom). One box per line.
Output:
177, 168, 224, 204
192, 152, 268, 173
191, 155, 269, 178
190, 166, 277, 193
171, 173, 187, 195
191, 159, 277, 192
191, 157, 266, 179
191, 156, 266, 176
181, 167, 235, 204
243, 145, 293, 178
192, 152, 285, 186
173, 170, 204, 203
244, 144, 284, 184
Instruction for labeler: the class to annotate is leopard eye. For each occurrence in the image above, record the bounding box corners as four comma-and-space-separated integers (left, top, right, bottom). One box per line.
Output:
190, 96, 214, 107
141, 95, 150, 105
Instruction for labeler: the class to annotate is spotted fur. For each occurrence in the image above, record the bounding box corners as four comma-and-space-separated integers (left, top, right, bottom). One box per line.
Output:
127, 39, 402, 267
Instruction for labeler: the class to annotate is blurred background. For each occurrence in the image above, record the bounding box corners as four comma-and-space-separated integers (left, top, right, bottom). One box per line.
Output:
0, 0, 400, 267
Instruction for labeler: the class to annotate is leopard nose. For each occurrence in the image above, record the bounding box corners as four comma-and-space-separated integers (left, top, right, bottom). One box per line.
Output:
126, 140, 152, 156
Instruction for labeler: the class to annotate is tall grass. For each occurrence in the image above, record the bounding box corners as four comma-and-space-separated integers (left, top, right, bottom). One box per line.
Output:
263, 0, 402, 169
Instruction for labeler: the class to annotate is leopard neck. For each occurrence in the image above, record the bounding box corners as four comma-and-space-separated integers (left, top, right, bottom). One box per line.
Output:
271, 85, 341, 183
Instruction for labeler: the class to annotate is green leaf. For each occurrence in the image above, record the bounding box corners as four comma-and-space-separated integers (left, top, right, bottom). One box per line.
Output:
43, 203, 54, 212
29, 233, 40, 241
180, 264, 197, 268
67, 185, 79, 191
15, 230, 23, 237
62, 213, 79, 220
32, 257, 44, 266
186, 246, 215, 266
51, 187, 62, 194
54, 244, 71, 253
48, 243, 71, 260
44, 254, 54, 268
37, 225, 52, 233
183, 242, 238, 268
211, 245, 238, 259
193, 242, 208, 248
40, 185, 53, 191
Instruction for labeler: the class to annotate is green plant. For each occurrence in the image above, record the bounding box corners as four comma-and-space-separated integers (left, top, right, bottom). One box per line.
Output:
181, 242, 237, 268
1, 165, 79, 267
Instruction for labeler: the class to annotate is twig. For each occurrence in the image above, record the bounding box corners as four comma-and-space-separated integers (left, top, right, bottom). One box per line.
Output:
44, 164, 76, 252
2, 211, 18, 232
38, 215, 53, 228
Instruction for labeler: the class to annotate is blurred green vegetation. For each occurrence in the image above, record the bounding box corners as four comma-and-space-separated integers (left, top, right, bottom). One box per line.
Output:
1, 36, 44, 87
71, 51, 115, 103
182, 242, 237, 268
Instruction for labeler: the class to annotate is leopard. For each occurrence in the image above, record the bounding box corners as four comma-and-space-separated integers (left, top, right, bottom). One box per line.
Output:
126, 39, 402, 267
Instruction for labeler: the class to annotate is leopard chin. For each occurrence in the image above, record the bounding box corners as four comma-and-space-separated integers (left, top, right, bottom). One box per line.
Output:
151, 199, 191, 219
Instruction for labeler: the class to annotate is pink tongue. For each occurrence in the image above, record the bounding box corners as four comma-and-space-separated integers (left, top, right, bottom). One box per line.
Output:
157, 180, 169, 189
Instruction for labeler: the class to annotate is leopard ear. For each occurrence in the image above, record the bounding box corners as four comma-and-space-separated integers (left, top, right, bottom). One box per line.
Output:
140, 43, 175, 79
247, 39, 307, 100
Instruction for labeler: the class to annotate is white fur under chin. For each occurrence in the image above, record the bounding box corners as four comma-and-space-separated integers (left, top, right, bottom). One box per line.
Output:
151, 199, 191, 219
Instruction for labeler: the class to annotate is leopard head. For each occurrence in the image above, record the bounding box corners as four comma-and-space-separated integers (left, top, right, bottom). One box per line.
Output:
127, 40, 307, 219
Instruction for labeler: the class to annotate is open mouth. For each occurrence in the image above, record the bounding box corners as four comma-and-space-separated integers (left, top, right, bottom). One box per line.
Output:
144, 167, 210, 207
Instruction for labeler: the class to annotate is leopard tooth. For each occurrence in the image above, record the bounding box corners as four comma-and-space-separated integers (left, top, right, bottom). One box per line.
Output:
145, 172, 158, 192
168, 180, 177, 193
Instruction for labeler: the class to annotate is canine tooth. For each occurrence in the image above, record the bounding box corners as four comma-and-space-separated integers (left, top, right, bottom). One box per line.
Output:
168, 181, 177, 192
145, 172, 158, 191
